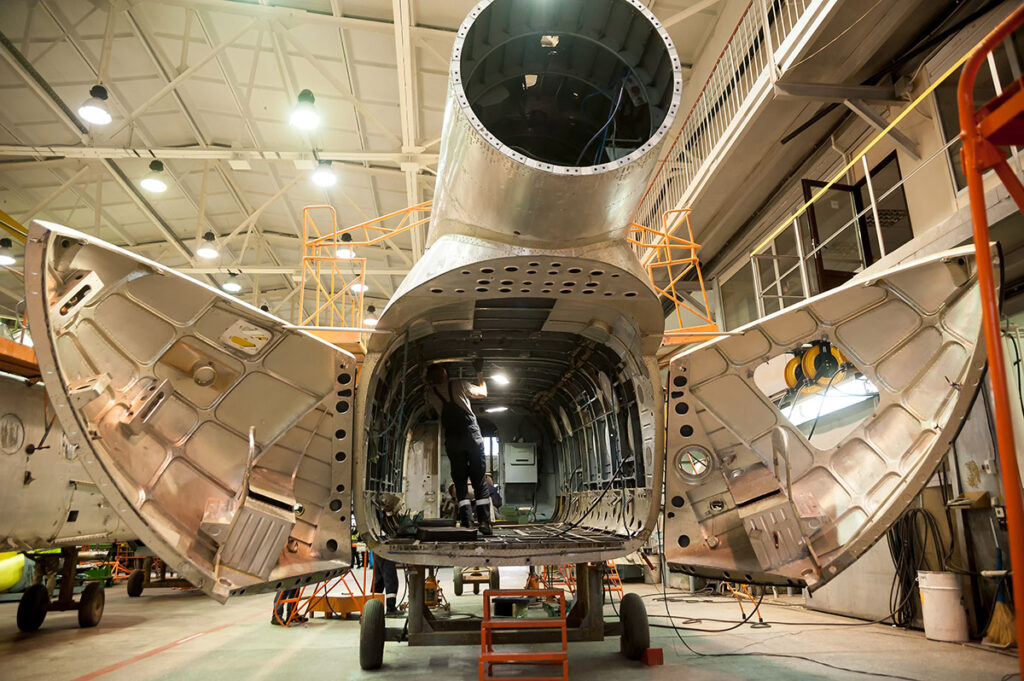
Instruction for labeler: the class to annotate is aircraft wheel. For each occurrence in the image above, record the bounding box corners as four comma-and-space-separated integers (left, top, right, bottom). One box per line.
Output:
78, 582, 105, 628
453, 569, 463, 596
619, 592, 649, 660
126, 569, 145, 597
489, 568, 500, 591
359, 598, 385, 670
17, 583, 50, 632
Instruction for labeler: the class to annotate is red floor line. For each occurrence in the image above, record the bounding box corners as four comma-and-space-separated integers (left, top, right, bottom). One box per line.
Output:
72, 612, 261, 681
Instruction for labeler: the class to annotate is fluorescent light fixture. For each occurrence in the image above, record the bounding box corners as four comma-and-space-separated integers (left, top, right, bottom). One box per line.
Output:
290, 88, 320, 130
0, 238, 15, 266
351, 282, 368, 293
312, 160, 336, 188
196, 231, 218, 259
485, 406, 508, 413
140, 160, 167, 193
491, 373, 510, 385
78, 84, 112, 125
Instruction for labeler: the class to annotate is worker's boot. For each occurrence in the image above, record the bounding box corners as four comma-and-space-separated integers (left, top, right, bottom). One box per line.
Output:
458, 503, 474, 529
385, 595, 400, 617
476, 502, 493, 536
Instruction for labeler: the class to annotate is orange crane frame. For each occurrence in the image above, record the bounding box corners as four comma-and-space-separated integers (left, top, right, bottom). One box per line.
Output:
958, 5, 1024, 674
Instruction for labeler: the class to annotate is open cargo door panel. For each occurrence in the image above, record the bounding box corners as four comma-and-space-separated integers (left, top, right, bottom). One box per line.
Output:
24, 221, 357, 602
664, 246, 991, 591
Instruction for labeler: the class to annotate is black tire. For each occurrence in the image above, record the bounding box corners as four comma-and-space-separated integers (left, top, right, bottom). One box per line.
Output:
126, 569, 145, 598
78, 582, 104, 628
359, 598, 386, 670
619, 592, 650, 660
453, 569, 463, 596
17, 584, 50, 632
489, 568, 500, 591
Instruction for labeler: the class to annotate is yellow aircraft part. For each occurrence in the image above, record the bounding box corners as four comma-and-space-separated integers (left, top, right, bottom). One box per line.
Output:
0, 551, 26, 593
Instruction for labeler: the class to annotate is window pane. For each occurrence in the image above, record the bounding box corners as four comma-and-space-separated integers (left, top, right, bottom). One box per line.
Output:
860, 156, 913, 258
721, 265, 757, 329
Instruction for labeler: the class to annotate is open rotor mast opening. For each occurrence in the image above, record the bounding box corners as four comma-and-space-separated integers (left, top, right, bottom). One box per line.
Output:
456, 0, 678, 168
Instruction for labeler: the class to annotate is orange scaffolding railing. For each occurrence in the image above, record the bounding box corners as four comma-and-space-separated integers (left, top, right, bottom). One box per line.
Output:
958, 4, 1024, 673
298, 202, 432, 349
628, 209, 719, 344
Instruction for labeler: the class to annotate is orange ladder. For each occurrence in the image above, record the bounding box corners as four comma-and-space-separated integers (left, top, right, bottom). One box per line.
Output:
479, 589, 568, 681
958, 6, 1024, 677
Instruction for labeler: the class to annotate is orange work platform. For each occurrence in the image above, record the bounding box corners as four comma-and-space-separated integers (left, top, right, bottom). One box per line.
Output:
958, 5, 1024, 678
479, 589, 568, 681
0, 337, 38, 379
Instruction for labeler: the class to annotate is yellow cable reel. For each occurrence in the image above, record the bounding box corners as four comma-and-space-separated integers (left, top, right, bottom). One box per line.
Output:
801, 343, 847, 387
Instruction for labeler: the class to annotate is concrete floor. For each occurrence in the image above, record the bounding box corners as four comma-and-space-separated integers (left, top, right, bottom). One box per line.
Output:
0, 567, 1017, 681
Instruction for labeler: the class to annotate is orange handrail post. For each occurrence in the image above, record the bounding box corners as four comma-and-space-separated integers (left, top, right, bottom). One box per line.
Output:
958, 5, 1024, 676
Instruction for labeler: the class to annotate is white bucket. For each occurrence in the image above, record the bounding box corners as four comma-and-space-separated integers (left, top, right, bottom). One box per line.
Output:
918, 571, 969, 642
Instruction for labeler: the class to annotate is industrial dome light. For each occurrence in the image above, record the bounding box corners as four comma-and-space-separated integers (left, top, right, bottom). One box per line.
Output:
351, 282, 368, 293
140, 160, 168, 193
290, 89, 320, 130
364, 304, 378, 327
312, 160, 336, 188
336, 231, 355, 258
221, 273, 242, 293
196, 231, 219, 259
78, 84, 112, 126
0, 238, 15, 266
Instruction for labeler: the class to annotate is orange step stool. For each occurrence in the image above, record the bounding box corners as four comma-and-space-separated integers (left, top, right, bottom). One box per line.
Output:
479, 589, 568, 681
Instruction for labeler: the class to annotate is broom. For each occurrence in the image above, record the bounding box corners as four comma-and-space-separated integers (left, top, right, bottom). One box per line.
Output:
983, 525, 1016, 648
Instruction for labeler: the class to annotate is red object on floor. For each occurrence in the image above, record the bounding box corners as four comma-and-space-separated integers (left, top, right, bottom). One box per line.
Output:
641, 648, 663, 666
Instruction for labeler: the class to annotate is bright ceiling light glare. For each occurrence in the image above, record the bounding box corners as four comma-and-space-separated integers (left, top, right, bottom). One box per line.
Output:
221, 275, 242, 293
335, 232, 354, 258
312, 160, 337, 188
140, 160, 168, 193
351, 282, 368, 293
290, 88, 320, 130
0, 238, 15, 267
78, 84, 112, 126
491, 372, 510, 386
364, 304, 379, 328
485, 406, 508, 413
196, 231, 219, 259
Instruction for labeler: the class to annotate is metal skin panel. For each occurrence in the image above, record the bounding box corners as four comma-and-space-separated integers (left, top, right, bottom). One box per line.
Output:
24, 221, 356, 602
664, 246, 990, 591
0, 374, 134, 550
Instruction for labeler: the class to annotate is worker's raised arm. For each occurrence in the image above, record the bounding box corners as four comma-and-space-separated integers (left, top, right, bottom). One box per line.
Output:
470, 357, 488, 397
469, 379, 487, 398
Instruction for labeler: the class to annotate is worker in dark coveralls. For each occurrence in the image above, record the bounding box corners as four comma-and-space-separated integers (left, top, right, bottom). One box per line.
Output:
426, 360, 493, 535
371, 553, 401, 617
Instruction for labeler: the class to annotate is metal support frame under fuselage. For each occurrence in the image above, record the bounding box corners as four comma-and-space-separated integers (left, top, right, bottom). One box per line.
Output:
385, 564, 617, 646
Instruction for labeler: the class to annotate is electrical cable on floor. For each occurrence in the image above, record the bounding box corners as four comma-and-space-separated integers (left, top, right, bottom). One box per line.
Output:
639, 517, 926, 680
